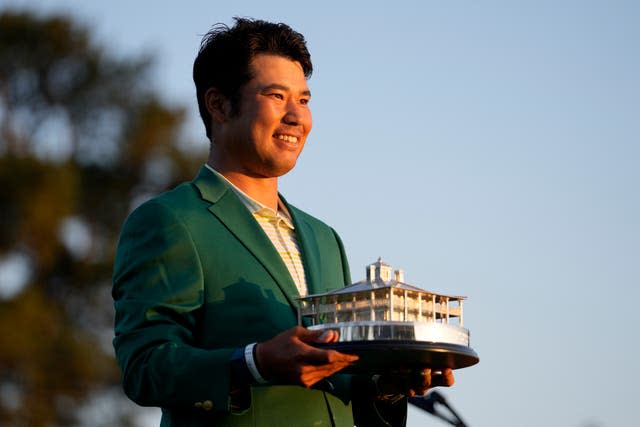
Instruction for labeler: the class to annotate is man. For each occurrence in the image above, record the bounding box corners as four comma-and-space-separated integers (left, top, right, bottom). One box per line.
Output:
112, 18, 453, 427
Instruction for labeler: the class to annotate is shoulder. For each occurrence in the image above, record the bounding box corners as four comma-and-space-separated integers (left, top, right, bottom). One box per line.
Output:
124, 181, 203, 226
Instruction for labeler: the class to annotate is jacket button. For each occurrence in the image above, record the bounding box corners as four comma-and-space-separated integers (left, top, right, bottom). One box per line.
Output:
202, 400, 213, 411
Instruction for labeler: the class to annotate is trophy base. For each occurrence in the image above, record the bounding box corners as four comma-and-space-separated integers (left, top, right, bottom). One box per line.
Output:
317, 340, 479, 375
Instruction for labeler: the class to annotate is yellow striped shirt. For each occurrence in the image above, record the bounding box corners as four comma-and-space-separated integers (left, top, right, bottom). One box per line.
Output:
205, 165, 308, 296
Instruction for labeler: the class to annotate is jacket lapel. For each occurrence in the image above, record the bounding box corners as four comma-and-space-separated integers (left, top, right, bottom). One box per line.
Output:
192, 167, 300, 310
283, 198, 322, 296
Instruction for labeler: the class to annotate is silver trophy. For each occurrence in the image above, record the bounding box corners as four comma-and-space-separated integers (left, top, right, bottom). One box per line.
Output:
298, 259, 479, 374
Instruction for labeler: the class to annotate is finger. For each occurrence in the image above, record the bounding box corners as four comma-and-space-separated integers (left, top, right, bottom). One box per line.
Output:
292, 326, 339, 348
301, 347, 358, 365
412, 373, 431, 396
294, 326, 326, 343
300, 328, 341, 345
412, 368, 431, 389
430, 368, 455, 388
319, 329, 340, 343
304, 358, 356, 375
299, 360, 357, 387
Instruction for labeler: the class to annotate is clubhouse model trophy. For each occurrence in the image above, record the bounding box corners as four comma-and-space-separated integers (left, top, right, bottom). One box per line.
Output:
298, 258, 479, 374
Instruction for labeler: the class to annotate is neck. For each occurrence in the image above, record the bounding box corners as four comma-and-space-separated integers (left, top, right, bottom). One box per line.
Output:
207, 161, 279, 211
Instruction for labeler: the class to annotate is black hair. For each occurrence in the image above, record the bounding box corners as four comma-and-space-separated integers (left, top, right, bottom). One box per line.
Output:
193, 17, 313, 140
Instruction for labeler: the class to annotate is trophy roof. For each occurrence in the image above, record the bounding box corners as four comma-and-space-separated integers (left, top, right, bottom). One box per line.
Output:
304, 279, 466, 300
300, 259, 466, 300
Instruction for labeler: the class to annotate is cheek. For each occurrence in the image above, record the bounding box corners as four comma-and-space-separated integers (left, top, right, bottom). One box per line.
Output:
256, 106, 280, 130
305, 110, 313, 134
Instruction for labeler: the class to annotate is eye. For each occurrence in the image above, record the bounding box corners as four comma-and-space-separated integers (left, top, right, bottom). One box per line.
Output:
270, 93, 285, 100
300, 98, 310, 106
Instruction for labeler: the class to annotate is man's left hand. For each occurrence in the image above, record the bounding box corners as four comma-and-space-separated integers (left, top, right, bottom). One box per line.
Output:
374, 367, 454, 399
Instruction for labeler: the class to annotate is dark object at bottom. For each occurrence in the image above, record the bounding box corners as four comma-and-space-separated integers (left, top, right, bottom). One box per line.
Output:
410, 391, 470, 426
317, 340, 479, 375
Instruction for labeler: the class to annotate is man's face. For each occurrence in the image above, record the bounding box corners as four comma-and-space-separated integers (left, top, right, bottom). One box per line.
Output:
214, 53, 312, 178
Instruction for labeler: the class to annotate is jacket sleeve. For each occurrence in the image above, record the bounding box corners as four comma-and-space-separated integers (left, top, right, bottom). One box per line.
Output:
112, 200, 233, 414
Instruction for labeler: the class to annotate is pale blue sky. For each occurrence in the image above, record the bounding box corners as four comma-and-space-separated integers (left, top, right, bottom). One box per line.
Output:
3, 1, 639, 426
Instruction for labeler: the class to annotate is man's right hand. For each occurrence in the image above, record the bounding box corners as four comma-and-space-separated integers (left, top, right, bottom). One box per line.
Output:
254, 326, 358, 388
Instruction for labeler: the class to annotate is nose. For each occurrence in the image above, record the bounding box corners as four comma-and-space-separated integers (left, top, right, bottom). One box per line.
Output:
282, 100, 311, 127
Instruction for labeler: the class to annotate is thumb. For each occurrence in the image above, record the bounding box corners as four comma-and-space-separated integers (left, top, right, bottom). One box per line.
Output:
296, 327, 339, 344
313, 329, 340, 344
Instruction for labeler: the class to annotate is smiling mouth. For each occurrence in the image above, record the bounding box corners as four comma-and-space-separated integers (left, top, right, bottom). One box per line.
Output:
274, 133, 299, 143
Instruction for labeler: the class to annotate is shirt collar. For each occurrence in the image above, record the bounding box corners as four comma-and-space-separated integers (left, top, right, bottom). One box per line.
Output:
204, 164, 295, 229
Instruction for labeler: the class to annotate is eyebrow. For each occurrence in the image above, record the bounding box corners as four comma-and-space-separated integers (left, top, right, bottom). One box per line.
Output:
261, 83, 311, 97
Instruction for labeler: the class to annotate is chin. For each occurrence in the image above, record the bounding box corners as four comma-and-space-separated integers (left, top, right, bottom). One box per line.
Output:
274, 167, 296, 177
265, 158, 298, 177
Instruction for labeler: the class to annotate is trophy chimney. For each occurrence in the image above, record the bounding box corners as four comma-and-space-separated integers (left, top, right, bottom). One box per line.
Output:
367, 258, 393, 283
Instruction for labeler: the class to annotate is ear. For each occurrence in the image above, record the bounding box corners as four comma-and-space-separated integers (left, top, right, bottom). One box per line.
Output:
204, 87, 230, 123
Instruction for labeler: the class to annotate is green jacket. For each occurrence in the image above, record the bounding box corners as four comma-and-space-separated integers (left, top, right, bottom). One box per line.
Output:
113, 167, 407, 426
113, 166, 350, 426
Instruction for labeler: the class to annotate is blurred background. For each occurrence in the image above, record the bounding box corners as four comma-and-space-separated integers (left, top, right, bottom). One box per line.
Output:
0, 1, 638, 426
